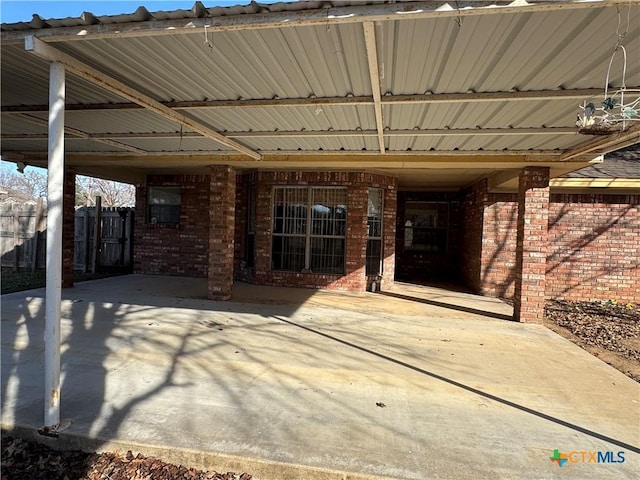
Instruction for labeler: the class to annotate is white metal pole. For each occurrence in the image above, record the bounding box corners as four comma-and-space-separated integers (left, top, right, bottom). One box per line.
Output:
44, 61, 65, 429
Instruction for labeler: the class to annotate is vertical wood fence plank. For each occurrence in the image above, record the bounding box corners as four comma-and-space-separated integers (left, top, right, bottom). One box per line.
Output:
83, 206, 90, 273
91, 196, 102, 274
1, 201, 133, 271
13, 209, 19, 271
32, 197, 45, 271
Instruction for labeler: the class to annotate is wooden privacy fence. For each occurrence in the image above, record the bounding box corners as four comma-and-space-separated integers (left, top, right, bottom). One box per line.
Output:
0, 200, 134, 272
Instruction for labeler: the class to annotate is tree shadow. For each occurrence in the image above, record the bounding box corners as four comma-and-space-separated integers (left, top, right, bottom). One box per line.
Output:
378, 290, 513, 321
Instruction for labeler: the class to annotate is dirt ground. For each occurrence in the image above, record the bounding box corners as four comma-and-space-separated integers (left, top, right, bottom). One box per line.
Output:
2, 299, 638, 480
0, 437, 252, 480
544, 299, 640, 382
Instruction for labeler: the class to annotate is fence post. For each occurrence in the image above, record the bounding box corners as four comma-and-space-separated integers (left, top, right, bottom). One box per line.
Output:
31, 197, 45, 271
13, 207, 19, 271
91, 195, 102, 274
82, 206, 90, 273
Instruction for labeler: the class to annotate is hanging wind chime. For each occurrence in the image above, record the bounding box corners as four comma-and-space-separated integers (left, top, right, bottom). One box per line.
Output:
576, 7, 640, 135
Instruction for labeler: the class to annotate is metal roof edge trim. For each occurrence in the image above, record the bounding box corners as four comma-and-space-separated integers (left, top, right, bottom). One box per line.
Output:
1, 0, 627, 44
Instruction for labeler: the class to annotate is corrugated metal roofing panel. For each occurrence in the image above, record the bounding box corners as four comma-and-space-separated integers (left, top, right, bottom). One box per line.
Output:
1, 138, 120, 153
1, 1, 638, 171
1, 1, 397, 31
116, 137, 230, 152
378, 7, 640, 95
0, 118, 47, 135
61, 110, 187, 135
189, 105, 376, 132
240, 136, 380, 152
388, 133, 582, 152
0, 43, 126, 106
55, 22, 370, 102
385, 99, 582, 130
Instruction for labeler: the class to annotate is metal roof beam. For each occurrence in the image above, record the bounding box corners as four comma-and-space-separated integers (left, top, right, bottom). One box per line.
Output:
363, 22, 385, 154
23, 35, 261, 160
1, 149, 567, 159
1, 1, 629, 44
0, 88, 606, 114
10, 112, 147, 154
562, 123, 640, 160
2, 127, 578, 141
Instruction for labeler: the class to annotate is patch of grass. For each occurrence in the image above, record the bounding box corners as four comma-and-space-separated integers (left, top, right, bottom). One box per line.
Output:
1, 268, 127, 294
1, 268, 46, 294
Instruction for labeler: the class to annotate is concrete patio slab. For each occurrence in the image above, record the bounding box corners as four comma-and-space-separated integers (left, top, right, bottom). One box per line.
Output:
2, 275, 638, 479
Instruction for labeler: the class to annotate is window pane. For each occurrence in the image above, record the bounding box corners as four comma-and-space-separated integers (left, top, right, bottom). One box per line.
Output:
367, 188, 383, 239
248, 186, 256, 234
272, 236, 306, 271
149, 186, 181, 205
149, 204, 180, 224
311, 188, 347, 236
404, 202, 448, 253
310, 237, 345, 274
366, 239, 382, 276
272, 187, 347, 274
273, 187, 307, 234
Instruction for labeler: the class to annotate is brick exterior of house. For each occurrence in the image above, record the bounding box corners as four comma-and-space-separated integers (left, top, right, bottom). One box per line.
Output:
461, 179, 487, 292
135, 170, 396, 293
465, 188, 639, 304
236, 171, 397, 292
134, 174, 210, 277
513, 167, 550, 323
208, 166, 236, 300
132, 169, 638, 310
546, 194, 639, 302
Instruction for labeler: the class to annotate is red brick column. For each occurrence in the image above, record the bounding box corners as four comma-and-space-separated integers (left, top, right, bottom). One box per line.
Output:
345, 179, 368, 292
380, 183, 397, 290
62, 168, 75, 288
208, 166, 236, 300
513, 167, 550, 323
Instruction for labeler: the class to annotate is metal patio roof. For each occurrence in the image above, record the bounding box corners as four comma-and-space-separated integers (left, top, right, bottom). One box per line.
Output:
1, 0, 640, 188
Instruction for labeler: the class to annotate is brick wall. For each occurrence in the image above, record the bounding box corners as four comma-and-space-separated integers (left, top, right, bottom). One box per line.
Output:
467, 189, 639, 304
380, 183, 397, 291
513, 167, 550, 324
461, 179, 487, 291
208, 166, 236, 300
481, 193, 518, 298
546, 194, 640, 303
250, 171, 396, 292
134, 174, 210, 277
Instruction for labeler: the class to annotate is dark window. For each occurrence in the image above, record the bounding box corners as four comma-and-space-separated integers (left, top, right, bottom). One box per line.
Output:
404, 201, 448, 253
246, 186, 256, 268
148, 186, 181, 225
366, 188, 383, 276
272, 187, 347, 274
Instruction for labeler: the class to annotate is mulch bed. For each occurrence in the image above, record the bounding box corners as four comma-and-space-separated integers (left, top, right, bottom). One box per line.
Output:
545, 299, 640, 382
1, 437, 252, 480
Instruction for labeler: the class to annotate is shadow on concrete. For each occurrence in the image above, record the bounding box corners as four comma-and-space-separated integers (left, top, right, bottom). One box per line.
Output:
2, 275, 639, 480
273, 315, 640, 454
379, 290, 514, 322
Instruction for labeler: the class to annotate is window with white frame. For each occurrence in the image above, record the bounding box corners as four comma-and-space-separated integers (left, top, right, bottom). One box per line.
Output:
148, 186, 181, 225
272, 187, 347, 274
366, 188, 383, 276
